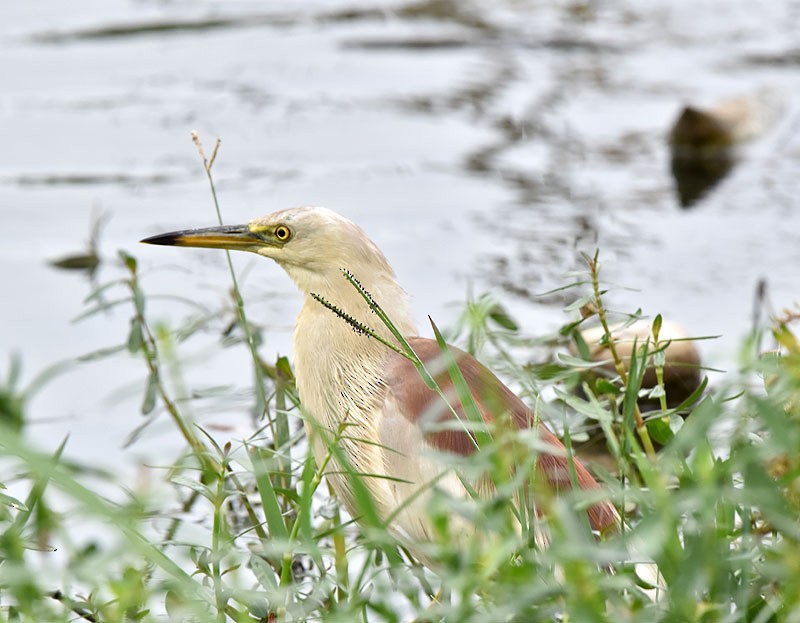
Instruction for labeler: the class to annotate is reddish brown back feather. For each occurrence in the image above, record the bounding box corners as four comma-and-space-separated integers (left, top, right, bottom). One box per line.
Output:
384, 337, 619, 534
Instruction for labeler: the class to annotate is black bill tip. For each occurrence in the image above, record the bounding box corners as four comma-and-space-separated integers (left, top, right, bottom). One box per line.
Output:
139, 224, 258, 250
140, 232, 184, 246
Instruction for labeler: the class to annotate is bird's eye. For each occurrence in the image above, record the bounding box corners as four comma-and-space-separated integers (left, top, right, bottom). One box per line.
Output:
274, 225, 292, 242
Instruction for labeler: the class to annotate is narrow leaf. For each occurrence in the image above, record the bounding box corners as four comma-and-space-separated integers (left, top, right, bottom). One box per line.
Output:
651, 314, 663, 342
127, 318, 144, 354
250, 554, 279, 591
248, 446, 289, 541
430, 317, 491, 449
141, 370, 158, 415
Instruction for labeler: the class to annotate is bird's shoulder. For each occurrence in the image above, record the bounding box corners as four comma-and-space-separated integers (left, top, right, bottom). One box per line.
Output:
380, 336, 536, 456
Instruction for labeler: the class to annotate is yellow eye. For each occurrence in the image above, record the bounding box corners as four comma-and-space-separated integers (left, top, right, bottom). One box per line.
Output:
274, 225, 292, 242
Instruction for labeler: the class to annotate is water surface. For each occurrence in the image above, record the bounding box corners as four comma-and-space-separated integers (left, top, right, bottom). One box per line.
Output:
2, 0, 799, 468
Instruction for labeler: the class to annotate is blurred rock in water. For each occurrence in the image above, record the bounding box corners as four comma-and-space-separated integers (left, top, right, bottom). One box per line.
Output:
668, 94, 776, 207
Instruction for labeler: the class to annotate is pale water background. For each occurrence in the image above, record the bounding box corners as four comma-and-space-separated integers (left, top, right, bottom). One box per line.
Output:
2, 0, 799, 471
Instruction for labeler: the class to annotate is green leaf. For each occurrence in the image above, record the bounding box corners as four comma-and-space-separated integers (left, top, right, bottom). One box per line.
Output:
668, 413, 684, 434
275, 355, 294, 381
141, 371, 157, 415
672, 376, 709, 412
118, 250, 137, 273
248, 600, 270, 620
528, 362, 571, 381
621, 338, 647, 427
559, 388, 616, 423
133, 286, 146, 317
571, 327, 591, 358
169, 476, 213, 499
488, 304, 518, 331
127, 318, 144, 354
430, 318, 491, 450
248, 446, 289, 541
594, 379, 620, 395
0, 491, 28, 511
564, 294, 595, 313
556, 353, 609, 369
6, 352, 22, 388
651, 314, 662, 342
295, 451, 317, 543
249, 554, 278, 591
646, 417, 673, 445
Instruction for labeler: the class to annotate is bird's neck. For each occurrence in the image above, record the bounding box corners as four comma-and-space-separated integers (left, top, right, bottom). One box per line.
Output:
291, 274, 415, 514
293, 273, 416, 373
291, 281, 412, 517
292, 272, 416, 428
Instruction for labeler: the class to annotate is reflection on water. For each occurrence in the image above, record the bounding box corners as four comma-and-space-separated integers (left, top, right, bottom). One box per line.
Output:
48, 210, 108, 274
670, 150, 737, 208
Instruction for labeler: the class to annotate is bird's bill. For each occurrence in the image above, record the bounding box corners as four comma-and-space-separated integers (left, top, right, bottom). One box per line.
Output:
140, 224, 261, 250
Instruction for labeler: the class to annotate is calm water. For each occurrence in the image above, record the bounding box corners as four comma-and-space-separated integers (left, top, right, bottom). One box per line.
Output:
2, 0, 799, 468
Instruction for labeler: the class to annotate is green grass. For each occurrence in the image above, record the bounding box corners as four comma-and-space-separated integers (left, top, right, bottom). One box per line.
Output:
2, 146, 800, 621
3, 258, 799, 623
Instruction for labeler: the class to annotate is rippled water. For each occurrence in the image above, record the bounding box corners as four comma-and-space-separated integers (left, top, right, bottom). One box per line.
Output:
2, 0, 799, 467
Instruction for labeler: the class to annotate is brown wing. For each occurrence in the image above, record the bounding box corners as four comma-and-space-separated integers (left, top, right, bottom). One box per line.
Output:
382, 337, 619, 534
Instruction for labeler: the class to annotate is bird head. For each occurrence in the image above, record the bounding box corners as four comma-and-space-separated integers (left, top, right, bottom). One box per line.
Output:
141, 206, 398, 295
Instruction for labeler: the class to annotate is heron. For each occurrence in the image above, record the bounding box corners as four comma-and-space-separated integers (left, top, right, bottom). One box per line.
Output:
141, 206, 630, 563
